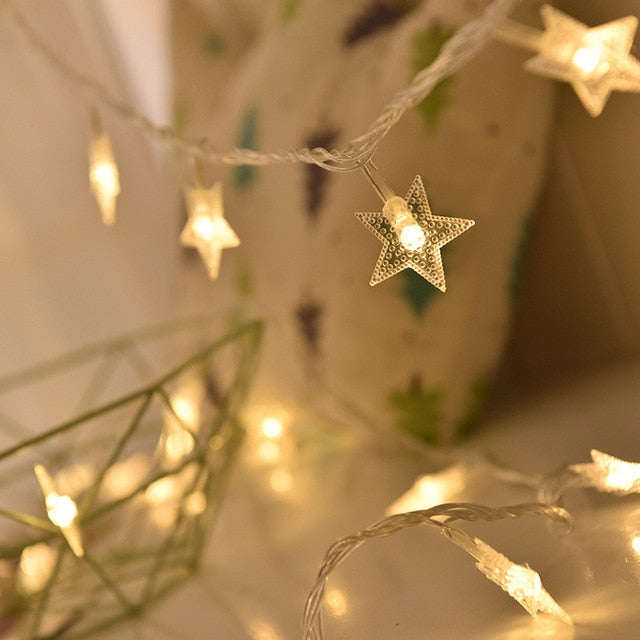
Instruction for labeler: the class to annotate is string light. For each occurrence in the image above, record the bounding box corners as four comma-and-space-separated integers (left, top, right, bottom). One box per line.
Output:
473, 538, 572, 623
33, 464, 84, 557
180, 182, 240, 279
88, 109, 120, 225
357, 163, 474, 289
302, 503, 572, 639
569, 449, 640, 494
495, 5, 640, 116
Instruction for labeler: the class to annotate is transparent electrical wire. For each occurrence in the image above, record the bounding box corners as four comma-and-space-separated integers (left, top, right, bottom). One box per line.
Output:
302, 502, 572, 640
1, 0, 521, 172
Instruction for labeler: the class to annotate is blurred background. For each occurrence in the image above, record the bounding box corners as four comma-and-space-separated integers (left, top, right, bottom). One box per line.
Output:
1, 1, 639, 638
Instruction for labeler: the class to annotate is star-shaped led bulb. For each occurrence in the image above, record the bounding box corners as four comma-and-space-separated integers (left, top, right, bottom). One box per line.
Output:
181, 183, 239, 279
89, 131, 120, 225
526, 6, 640, 116
356, 175, 474, 289
34, 464, 84, 557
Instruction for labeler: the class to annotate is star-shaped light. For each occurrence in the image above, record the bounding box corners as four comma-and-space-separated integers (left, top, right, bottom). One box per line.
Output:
181, 183, 239, 279
526, 6, 640, 116
89, 130, 120, 225
356, 175, 474, 289
474, 538, 572, 624
34, 464, 84, 557
570, 449, 640, 494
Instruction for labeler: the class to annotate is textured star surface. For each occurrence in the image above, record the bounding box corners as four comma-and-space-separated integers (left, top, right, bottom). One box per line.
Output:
527, 6, 640, 116
181, 184, 239, 279
570, 449, 640, 494
356, 175, 474, 289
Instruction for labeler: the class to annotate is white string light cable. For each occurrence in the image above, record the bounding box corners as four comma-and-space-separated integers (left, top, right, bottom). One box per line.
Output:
1, 0, 520, 171
303, 448, 640, 639
302, 502, 573, 640
5, 0, 640, 284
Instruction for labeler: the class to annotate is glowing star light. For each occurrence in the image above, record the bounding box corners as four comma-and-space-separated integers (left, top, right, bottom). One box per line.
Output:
89, 112, 120, 225
356, 173, 474, 289
474, 538, 572, 624
570, 449, 640, 494
34, 464, 84, 557
181, 183, 239, 279
496, 5, 640, 117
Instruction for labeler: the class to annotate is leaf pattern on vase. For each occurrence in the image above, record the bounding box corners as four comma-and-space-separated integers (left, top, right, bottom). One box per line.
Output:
388, 374, 443, 443
280, 0, 301, 23
455, 375, 490, 439
294, 296, 324, 354
303, 127, 341, 222
234, 106, 259, 188
411, 24, 456, 130
343, 0, 419, 47
398, 269, 439, 318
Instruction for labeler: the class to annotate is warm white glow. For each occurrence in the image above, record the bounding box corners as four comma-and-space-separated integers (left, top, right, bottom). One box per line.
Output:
89, 133, 120, 225
474, 538, 572, 624
248, 620, 283, 640
383, 195, 426, 252
165, 429, 195, 460
572, 47, 600, 74
145, 477, 179, 505
54, 462, 95, 497
102, 454, 149, 500
19, 543, 56, 593
399, 223, 427, 251
632, 535, 640, 556
326, 588, 349, 617
261, 416, 284, 440
181, 183, 240, 279
570, 449, 640, 494
184, 490, 207, 516
269, 468, 294, 494
161, 378, 203, 464
45, 493, 78, 528
387, 465, 467, 515
192, 214, 216, 241
258, 440, 282, 464
34, 464, 84, 557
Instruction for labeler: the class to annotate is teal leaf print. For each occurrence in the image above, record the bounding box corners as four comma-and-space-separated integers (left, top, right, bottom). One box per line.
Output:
411, 25, 456, 131
234, 107, 259, 189
398, 269, 439, 318
388, 374, 443, 443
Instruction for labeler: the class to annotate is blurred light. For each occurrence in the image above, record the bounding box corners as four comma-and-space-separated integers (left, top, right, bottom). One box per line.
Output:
248, 619, 283, 640
261, 417, 284, 440
326, 588, 349, 617
572, 47, 600, 74
269, 469, 294, 494
145, 477, 179, 505
102, 454, 149, 500
632, 535, 640, 556
184, 491, 207, 516
570, 450, 640, 494
258, 440, 282, 464
34, 464, 84, 557
54, 463, 95, 497
387, 464, 467, 515
19, 543, 56, 593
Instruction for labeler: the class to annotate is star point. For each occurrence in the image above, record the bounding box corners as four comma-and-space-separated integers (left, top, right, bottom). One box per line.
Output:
526, 5, 640, 116
356, 175, 474, 289
181, 183, 239, 279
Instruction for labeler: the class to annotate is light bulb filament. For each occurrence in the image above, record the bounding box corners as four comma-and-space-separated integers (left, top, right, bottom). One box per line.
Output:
383, 196, 427, 251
